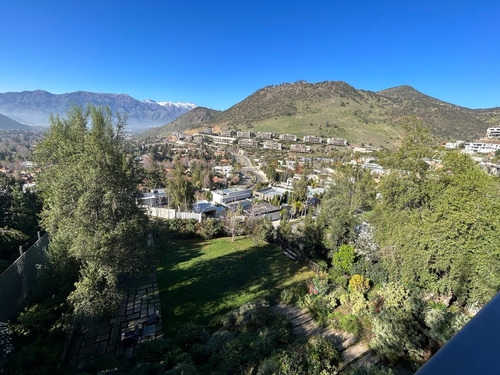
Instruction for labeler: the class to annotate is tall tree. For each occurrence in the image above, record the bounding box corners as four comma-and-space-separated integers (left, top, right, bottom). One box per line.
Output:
318, 165, 375, 257
373, 119, 500, 307
34, 105, 152, 318
166, 161, 195, 211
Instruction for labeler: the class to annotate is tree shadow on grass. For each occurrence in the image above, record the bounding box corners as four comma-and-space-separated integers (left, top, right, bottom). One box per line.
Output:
157, 237, 306, 336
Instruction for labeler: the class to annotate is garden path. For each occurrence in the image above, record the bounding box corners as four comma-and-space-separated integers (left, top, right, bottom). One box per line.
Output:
270, 303, 381, 369
67, 277, 162, 371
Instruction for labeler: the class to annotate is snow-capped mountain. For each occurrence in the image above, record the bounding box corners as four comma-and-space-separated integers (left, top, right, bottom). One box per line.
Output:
157, 101, 197, 110
0, 90, 197, 132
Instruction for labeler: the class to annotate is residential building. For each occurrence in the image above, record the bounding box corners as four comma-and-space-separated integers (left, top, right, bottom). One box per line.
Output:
211, 135, 237, 145
219, 130, 235, 137
486, 127, 500, 139
249, 202, 281, 221
236, 130, 254, 138
192, 135, 205, 144
303, 135, 322, 143
238, 138, 259, 148
140, 189, 167, 208
445, 141, 465, 149
463, 142, 500, 154
327, 137, 348, 146
279, 134, 297, 142
192, 200, 217, 217
254, 186, 288, 202
214, 165, 233, 178
172, 131, 186, 140
290, 144, 311, 153
211, 188, 252, 205
256, 131, 274, 140
262, 140, 283, 150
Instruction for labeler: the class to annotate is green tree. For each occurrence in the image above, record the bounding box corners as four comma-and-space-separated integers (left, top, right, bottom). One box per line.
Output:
370, 282, 426, 363
34, 105, 152, 318
167, 161, 195, 211
318, 165, 375, 255
0, 174, 42, 262
374, 140, 500, 306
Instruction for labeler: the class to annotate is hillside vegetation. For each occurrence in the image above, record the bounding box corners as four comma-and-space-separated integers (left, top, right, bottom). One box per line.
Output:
143, 81, 499, 147
137, 107, 221, 140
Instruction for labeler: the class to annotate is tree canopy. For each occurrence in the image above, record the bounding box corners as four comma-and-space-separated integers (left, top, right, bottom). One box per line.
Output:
34, 105, 153, 318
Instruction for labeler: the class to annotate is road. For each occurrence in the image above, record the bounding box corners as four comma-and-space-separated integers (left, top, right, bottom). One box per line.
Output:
233, 152, 268, 189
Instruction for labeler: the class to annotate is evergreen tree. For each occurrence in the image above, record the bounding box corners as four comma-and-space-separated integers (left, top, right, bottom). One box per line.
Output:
34, 105, 153, 318
166, 161, 195, 211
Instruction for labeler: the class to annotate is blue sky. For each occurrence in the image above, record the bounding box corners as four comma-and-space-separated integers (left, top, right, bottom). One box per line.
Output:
0, 0, 499, 110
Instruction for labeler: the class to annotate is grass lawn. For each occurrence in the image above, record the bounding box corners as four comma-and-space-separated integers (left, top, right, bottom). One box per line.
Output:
157, 236, 311, 335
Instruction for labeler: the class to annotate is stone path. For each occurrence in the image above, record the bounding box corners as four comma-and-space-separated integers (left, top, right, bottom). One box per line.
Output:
67, 278, 163, 371
270, 303, 381, 369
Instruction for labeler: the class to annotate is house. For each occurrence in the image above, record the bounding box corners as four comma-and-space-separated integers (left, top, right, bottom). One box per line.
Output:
219, 130, 235, 137
140, 189, 167, 208
192, 200, 217, 217
249, 202, 281, 221
463, 142, 500, 154
211, 135, 237, 145
238, 138, 259, 148
290, 144, 311, 153
327, 138, 348, 146
236, 130, 254, 138
262, 140, 283, 150
303, 135, 322, 143
279, 134, 297, 142
256, 132, 274, 140
211, 187, 252, 205
445, 141, 465, 149
486, 127, 500, 139
214, 165, 233, 178
254, 186, 288, 203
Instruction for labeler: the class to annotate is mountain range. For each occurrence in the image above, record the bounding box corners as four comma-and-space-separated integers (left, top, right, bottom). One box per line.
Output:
203, 81, 499, 146
141, 81, 499, 147
137, 107, 221, 140
0, 113, 32, 130
3, 83, 499, 145
0, 90, 196, 132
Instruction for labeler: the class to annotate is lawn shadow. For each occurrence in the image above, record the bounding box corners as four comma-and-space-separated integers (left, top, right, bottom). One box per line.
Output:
157, 237, 307, 336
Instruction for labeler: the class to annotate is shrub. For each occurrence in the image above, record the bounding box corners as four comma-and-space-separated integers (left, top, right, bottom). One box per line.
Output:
198, 218, 223, 240
280, 284, 304, 305
349, 274, 370, 294
339, 314, 360, 335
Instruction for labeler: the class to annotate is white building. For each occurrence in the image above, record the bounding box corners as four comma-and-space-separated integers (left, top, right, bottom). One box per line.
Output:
445, 141, 465, 149
486, 127, 500, 139
211, 188, 252, 205
214, 165, 233, 178
463, 142, 500, 154
262, 140, 283, 150
279, 134, 298, 142
303, 135, 322, 143
210, 135, 237, 145
327, 138, 348, 146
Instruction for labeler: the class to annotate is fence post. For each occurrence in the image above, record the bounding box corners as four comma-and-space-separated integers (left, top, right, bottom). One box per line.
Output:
37, 231, 41, 240
19, 246, 23, 257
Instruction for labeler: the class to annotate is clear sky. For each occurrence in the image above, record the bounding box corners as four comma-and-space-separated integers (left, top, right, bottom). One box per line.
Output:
0, 0, 498, 110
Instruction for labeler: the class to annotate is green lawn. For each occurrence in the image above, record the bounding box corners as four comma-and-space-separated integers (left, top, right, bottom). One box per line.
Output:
157, 236, 311, 335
